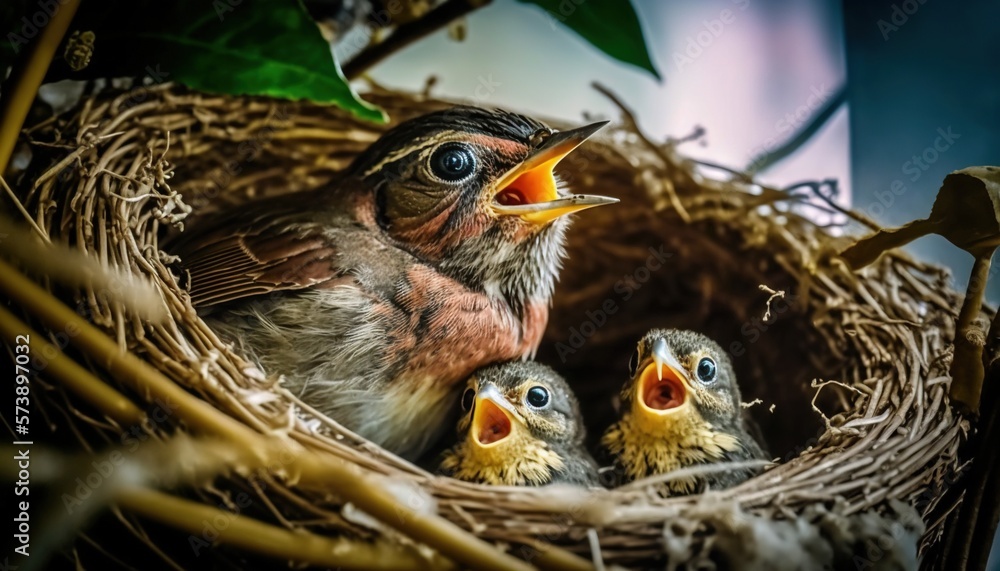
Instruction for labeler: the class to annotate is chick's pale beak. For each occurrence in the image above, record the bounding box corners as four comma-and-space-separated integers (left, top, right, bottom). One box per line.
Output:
472, 384, 520, 447
636, 338, 691, 415
492, 121, 619, 224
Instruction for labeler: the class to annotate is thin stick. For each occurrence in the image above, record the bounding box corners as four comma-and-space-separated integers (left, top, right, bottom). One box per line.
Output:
343, 0, 493, 79
0, 175, 50, 243
785, 179, 880, 231
0, 214, 167, 322
592, 82, 691, 222
531, 544, 595, 571
0, 0, 82, 173
758, 284, 785, 322
117, 488, 450, 571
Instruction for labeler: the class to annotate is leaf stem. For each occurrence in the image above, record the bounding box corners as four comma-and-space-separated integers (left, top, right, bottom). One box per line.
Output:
0, 0, 81, 174
343, 0, 492, 80
839, 217, 938, 270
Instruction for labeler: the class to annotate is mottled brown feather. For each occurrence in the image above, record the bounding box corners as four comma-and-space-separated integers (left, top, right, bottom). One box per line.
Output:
179, 222, 348, 307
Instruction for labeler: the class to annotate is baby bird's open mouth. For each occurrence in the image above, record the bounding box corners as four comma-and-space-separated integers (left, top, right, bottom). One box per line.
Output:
475, 398, 513, 445
640, 364, 687, 411
635, 337, 695, 415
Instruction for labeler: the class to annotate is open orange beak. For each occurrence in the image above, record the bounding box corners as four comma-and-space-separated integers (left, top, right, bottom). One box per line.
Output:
491, 121, 619, 224
471, 384, 520, 447
636, 338, 691, 416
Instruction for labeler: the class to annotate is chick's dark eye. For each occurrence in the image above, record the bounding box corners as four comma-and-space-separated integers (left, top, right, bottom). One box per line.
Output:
526, 386, 550, 408
461, 387, 475, 411
430, 144, 476, 182
628, 348, 640, 378
696, 357, 717, 384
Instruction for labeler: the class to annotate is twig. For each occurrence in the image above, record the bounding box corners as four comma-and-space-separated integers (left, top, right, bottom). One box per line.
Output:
0, 214, 168, 322
343, 0, 493, 80
0, 0, 82, 173
618, 460, 770, 491
118, 488, 450, 571
530, 543, 595, 571
592, 81, 691, 222
586, 529, 606, 571
784, 179, 880, 231
0, 176, 50, 243
810, 379, 865, 433
758, 284, 785, 322
690, 158, 753, 183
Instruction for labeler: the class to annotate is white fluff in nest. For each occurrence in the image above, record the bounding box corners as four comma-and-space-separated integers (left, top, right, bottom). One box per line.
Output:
660, 500, 922, 570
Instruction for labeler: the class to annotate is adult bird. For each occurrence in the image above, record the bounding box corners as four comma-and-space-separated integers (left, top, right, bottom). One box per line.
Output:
170, 106, 617, 458
601, 329, 766, 493
438, 361, 598, 486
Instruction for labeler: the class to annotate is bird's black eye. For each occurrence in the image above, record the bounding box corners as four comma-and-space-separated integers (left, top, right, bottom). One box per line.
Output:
526, 386, 550, 408
696, 357, 717, 384
429, 143, 476, 182
461, 387, 475, 411
628, 348, 640, 378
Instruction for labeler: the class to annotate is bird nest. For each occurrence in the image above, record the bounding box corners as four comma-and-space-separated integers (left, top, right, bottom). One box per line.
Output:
7, 82, 975, 569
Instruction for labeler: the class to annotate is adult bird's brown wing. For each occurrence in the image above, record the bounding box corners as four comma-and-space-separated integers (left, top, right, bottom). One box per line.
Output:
173, 210, 348, 308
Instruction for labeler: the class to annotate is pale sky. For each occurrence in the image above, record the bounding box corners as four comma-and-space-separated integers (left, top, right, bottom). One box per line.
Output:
363, 0, 851, 205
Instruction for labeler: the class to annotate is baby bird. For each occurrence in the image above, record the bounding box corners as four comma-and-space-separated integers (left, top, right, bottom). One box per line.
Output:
439, 361, 598, 486
601, 329, 766, 494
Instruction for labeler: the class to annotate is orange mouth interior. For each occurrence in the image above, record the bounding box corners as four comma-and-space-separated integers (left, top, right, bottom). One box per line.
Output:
494, 159, 559, 207
475, 399, 512, 445
640, 365, 686, 411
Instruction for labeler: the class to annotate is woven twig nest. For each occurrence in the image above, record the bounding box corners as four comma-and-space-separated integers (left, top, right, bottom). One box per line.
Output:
10, 83, 975, 569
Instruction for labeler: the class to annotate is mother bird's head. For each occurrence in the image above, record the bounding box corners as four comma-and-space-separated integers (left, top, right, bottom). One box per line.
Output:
348, 106, 617, 309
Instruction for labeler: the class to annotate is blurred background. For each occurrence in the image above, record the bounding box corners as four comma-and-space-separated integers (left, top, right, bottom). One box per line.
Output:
347, 0, 1000, 564
350, 0, 999, 304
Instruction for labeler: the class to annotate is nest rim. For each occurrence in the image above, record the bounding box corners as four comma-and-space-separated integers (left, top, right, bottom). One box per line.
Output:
8, 82, 973, 568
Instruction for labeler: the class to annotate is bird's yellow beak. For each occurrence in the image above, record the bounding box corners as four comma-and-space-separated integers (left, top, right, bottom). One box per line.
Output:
635, 338, 691, 417
490, 121, 619, 224
471, 384, 521, 448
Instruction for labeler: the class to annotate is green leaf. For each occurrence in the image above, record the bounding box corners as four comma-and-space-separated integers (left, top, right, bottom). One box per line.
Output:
42, 0, 385, 122
517, 0, 660, 80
